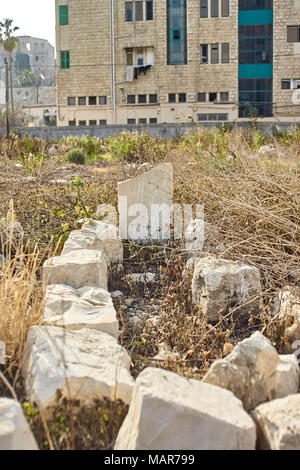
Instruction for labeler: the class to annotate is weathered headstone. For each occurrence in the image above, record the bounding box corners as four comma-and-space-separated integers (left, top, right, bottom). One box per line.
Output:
118, 163, 173, 241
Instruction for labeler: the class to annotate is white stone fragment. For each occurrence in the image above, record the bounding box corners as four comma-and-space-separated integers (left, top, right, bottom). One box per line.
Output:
43, 284, 118, 338
43, 249, 108, 290
114, 367, 256, 450
203, 331, 280, 411
0, 341, 6, 365
190, 256, 261, 321
22, 326, 134, 409
251, 394, 300, 450
0, 398, 38, 450
118, 163, 173, 241
272, 354, 299, 399
124, 273, 156, 284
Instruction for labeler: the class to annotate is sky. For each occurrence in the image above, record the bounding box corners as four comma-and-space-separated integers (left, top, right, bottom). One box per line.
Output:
0, 0, 55, 47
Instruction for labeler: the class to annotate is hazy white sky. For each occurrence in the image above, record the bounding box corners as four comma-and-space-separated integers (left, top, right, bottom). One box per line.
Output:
0, 0, 55, 47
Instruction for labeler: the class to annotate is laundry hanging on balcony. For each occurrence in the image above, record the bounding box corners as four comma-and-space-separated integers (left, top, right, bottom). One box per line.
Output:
133, 64, 152, 80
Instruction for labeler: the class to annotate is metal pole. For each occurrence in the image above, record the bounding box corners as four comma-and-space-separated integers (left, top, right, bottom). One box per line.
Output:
5, 60, 9, 138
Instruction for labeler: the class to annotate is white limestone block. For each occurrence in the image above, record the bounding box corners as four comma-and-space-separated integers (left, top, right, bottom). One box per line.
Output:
43, 284, 118, 338
114, 367, 256, 450
43, 249, 108, 290
0, 398, 38, 450
22, 326, 134, 409
272, 354, 299, 399
190, 256, 261, 321
203, 331, 280, 411
251, 394, 300, 450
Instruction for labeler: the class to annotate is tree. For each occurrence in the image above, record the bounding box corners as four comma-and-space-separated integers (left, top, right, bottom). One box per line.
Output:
17, 70, 36, 87
0, 18, 20, 117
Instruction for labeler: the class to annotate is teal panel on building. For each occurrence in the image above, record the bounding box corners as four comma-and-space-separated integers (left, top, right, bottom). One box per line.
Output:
239, 64, 273, 78
238, 10, 273, 25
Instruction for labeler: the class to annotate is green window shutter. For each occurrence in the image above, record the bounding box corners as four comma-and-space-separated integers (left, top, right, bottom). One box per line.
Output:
60, 51, 70, 69
59, 5, 69, 25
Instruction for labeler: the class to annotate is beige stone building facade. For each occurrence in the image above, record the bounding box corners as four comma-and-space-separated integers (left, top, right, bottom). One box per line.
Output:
55, 0, 300, 126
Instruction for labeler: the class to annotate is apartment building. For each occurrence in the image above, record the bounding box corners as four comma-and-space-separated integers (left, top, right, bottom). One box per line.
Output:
0, 36, 56, 86
55, 0, 300, 126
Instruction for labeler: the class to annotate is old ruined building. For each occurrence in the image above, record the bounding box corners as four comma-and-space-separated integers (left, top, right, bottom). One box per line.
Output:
55, 0, 300, 126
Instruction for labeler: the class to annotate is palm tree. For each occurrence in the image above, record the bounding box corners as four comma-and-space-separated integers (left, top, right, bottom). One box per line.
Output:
0, 19, 20, 118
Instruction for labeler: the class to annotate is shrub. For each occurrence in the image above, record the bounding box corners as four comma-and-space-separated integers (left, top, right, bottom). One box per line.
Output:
66, 148, 86, 165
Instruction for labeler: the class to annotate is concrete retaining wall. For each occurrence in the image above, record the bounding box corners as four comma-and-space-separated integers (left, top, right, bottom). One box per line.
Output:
0, 121, 299, 141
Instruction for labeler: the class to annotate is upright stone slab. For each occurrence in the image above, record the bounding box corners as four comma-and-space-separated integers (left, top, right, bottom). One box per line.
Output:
22, 326, 134, 409
0, 399, 38, 450
114, 367, 256, 450
118, 163, 173, 241
43, 249, 108, 290
43, 284, 119, 338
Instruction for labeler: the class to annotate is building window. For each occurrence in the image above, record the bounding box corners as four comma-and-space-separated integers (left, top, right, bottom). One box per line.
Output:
239, 0, 273, 9
209, 92, 217, 102
167, 0, 187, 65
197, 92, 206, 102
100, 120, 107, 125
68, 97, 76, 106
293, 79, 300, 89
149, 94, 157, 103
211, 0, 219, 17
287, 26, 300, 43
150, 117, 157, 123
89, 96, 97, 105
239, 25, 273, 64
211, 44, 219, 64
200, 44, 208, 63
128, 118, 136, 124
79, 121, 87, 126
146, 1, 154, 20
99, 96, 107, 105
136, 48, 144, 65
127, 95, 136, 104
68, 120, 76, 126
59, 5, 69, 26
139, 118, 147, 124
198, 113, 228, 121
136, 1, 144, 21
89, 120, 97, 126
221, 0, 229, 17
179, 93, 186, 102
125, 2, 133, 22
60, 51, 70, 69
200, 0, 208, 18
221, 43, 230, 63
169, 93, 176, 103
138, 94, 147, 103
239, 78, 273, 117
78, 97, 86, 105
281, 79, 291, 90
220, 92, 229, 102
